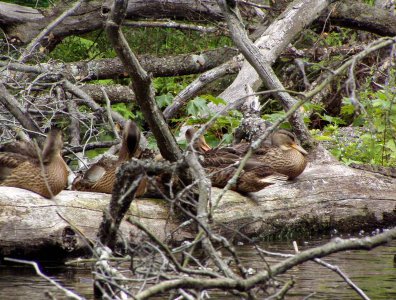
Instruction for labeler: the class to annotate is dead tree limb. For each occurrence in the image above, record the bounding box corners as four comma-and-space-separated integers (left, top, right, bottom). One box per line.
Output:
0, 154, 395, 258
0, 83, 43, 142
0, 48, 238, 82
217, 0, 332, 144
133, 227, 396, 299
104, 0, 181, 161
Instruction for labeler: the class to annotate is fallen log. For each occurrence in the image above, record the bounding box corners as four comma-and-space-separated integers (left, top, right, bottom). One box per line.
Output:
0, 150, 395, 259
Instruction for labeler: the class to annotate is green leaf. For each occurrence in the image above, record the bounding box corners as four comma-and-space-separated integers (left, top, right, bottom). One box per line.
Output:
112, 103, 135, 119
385, 139, 396, 152
341, 98, 355, 115
155, 93, 173, 108
221, 133, 233, 144
203, 95, 226, 106
314, 135, 333, 141
321, 114, 346, 125
186, 97, 209, 116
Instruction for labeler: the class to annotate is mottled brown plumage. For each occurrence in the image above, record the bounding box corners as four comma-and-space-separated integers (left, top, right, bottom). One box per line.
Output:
253, 130, 308, 179
0, 129, 69, 198
203, 159, 287, 193
185, 128, 288, 193
72, 121, 146, 195
188, 128, 308, 180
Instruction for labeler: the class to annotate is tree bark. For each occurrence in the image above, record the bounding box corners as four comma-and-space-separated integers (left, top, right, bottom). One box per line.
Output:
0, 48, 237, 82
0, 83, 43, 143
217, 0, 331, 110
1, 149, 395, 259
2, 0, 395, 47
320, 0, 396, 37
105, 0, 182, 161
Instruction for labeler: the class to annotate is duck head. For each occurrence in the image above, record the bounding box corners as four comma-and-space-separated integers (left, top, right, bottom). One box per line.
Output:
271, 129, 308, 155
185, 127, 211, 152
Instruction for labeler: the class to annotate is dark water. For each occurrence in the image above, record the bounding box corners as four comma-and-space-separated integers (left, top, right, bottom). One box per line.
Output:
1, 237, 395, 299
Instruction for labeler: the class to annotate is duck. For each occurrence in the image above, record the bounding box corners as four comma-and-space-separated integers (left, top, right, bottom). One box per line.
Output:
186, 128, 308, 180
233, 129, 308, 179
72, 120, 146, 195
203, 157, 288, 193
252, 129, 308, 179
0, 128, 69, 199
185, 128, 288, 193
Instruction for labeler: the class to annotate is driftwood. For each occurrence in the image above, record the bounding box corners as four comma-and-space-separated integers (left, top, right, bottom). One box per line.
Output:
0, 147, 395, 259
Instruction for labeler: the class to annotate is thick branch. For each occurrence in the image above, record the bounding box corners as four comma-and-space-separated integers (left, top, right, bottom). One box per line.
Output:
18, 0, 85, 62
217, 0, 328, 144
97, 161, 145, 249
322, 0, 396, 37
1, 158, 395, 257
2, 0, 396, 47
135, 228, 396, 299
0, 48, 238, 82
105, 0, 181, 161
80, 84, 135, 104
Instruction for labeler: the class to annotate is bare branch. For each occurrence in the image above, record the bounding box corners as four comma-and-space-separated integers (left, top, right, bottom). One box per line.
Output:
18, 0, 86, 62
105, 0, 181, 161
134, 228, 396, 299
127, 217, 221, 278
163, 56, 242, 120
4, 257, 83, 300
217, 0, 321, 144
123, 19, 226, 34
0, 82, 43, 142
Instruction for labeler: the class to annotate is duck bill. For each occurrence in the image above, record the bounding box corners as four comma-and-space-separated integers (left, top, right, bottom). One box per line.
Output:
197, 136, 211, 152
200, 141, 212, 152
291, 143, 308, 155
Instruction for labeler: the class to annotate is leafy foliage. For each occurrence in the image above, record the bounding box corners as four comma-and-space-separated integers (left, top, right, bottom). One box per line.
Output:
46, 16, 395, 168
312, 76, 396, 166
2, 0, 49, 8
50, 35, 112, 62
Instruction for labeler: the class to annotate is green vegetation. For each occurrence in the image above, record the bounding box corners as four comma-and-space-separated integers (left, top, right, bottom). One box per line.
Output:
2, 0, 50, 8
311, 71, 396, 167
50, 28, 232, 61
47, 21, 396, 167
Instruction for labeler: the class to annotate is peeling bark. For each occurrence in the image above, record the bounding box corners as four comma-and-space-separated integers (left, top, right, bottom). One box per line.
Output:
217, 0, 332, 109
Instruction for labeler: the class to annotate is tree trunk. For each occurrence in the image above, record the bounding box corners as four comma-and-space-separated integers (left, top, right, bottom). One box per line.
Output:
217, 0, 331, 109
2, 1, 395, 46
1, 147, 395, 259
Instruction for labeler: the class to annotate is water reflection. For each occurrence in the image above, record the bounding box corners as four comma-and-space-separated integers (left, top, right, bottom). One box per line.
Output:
0, 237, 395, 299
0, 266, 93, 300
238, 238, 396, 299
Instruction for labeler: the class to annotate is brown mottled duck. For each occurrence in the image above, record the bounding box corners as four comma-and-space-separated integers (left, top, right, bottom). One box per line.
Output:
187, 128, 308, 180
249, 129, 308, 179
72, 120, 146, 195
0, 129, 69, 198
185, 128, 288, 193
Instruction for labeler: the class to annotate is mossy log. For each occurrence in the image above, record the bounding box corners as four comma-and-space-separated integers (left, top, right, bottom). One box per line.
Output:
0, 150, 395, 259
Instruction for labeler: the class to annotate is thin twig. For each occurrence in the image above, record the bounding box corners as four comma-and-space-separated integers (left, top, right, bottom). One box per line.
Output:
101, 86, 120, 140
293, 241, 371, 300
18, 0, 86, 63
4, 257, 83, 300
134, 228, 396, 299
127, 217, 221, 278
